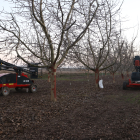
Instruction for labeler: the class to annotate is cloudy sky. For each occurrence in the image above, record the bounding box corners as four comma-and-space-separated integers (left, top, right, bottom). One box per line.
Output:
121, 0, 140, 46
0, 0, 140, 46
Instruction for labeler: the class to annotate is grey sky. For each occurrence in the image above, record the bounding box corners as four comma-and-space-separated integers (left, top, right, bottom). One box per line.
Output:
0, 0, 140, 46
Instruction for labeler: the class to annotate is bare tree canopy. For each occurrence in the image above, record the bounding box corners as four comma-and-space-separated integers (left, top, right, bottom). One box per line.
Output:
0, 0, 99, 66
71, 0, 124, 87
0, 0, 100, 101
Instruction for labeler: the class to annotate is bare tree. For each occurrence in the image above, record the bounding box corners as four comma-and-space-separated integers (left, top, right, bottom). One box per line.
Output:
73, 0, 123, 87
0, 0, 100, 101
106, 35, 124, 83
118, 38, 135, 80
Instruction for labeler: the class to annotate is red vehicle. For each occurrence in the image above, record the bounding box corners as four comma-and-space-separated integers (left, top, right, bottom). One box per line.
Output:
123, 56, 140, 90
0, 59, 38, 96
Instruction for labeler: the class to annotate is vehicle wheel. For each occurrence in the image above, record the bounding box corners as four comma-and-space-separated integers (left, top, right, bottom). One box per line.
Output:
1, 87, 10, 96
123, 81, 129, 90
29, 84, 37, 93
15, 87, 23, 92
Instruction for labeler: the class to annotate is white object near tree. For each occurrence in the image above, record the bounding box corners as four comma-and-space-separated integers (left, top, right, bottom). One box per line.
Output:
99, 79, 104, 88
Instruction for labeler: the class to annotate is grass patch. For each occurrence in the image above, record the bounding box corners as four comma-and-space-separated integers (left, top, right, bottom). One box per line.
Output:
38, 73, 94, 81
121, 94, 140, 104
103, 94, 120, 102
56, 77, 86, 81
37, 72, 114, 80
103, 93, 140, 105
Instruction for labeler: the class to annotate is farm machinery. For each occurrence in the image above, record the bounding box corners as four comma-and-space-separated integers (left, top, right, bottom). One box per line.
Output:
123, 56, 140, 90
0, 59, 38, 96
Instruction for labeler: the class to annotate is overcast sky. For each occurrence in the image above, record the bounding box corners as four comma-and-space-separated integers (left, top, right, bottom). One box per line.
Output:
0, 0, 140, 46
121, 0, 140, 47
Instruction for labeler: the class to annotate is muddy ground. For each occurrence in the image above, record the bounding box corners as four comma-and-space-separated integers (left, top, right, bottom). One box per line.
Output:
0, 73, 140, 140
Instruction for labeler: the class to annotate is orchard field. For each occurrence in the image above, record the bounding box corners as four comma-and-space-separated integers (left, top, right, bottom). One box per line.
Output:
0, 73, 140, 140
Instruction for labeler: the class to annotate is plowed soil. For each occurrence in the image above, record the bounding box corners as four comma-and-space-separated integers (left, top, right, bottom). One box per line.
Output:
0, 74, 140, 140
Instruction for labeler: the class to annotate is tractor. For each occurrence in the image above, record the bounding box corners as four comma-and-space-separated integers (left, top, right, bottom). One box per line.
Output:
0, 59, 38, 96
123, 56, 140, 90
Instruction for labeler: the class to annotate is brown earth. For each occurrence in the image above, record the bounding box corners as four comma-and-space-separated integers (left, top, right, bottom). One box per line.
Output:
0, 74, 140, 140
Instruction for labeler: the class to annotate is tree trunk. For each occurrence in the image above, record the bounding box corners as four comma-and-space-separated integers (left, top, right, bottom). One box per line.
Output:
95, 69, 99, 88
50, 66, 57, 101
126, 71, 129, 78
87, 69, 89, 81
121, 73, 124, 80
105, 70, 107, 76
48, 71, 51, 82
113, 73, 115, 83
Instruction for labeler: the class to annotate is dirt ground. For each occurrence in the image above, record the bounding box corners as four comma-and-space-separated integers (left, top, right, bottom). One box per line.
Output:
0, 74, 140, 140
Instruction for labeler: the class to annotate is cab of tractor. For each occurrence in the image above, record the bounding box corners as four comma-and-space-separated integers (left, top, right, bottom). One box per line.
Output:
0, 59, 38, 96
0, 73, 37, 96
123, 56, 140, 90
